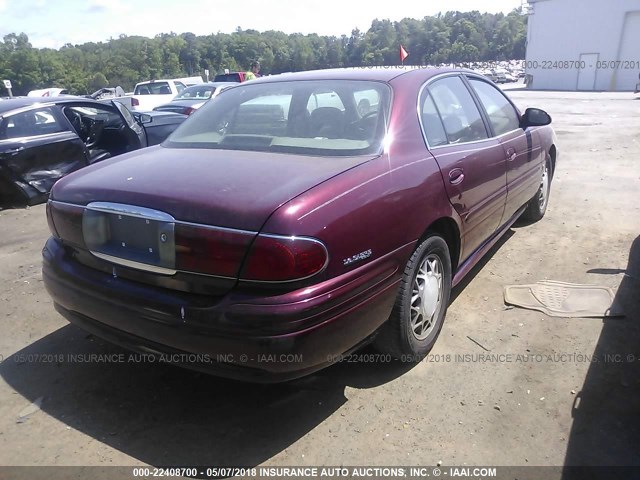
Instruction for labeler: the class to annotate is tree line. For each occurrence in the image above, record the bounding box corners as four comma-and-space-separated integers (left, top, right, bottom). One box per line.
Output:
0, 9, 526, 95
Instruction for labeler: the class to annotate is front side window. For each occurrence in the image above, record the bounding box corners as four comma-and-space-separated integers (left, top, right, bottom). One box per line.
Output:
165, 80, 390, 156
468, 78, 520, 136
0, 107, 66, 140
428, 76, 488, 144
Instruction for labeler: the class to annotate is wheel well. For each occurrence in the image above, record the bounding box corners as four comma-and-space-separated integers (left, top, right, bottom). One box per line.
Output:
548, 144, 557, 179
420, 217, 461, 273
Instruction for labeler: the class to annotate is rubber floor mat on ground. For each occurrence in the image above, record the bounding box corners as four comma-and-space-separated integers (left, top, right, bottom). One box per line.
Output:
503, 280, 623, 318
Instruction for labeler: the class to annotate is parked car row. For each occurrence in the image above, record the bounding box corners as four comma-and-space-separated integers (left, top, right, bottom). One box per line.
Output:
0, 79, 244, 207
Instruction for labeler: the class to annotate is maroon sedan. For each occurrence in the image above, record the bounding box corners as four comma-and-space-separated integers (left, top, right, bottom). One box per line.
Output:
42, 68, 557, 382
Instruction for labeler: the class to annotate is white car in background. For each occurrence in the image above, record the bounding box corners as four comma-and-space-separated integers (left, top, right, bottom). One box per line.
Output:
153, 82, 236, 115
127, 79, 187, 111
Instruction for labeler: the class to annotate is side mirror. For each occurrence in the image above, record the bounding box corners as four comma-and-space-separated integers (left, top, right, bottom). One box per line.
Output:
520, 108, 552, 128
137, 113, 153, 124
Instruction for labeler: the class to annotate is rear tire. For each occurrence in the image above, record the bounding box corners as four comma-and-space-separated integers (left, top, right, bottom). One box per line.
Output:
374, 234, 452, 361
522, 158, 551, 222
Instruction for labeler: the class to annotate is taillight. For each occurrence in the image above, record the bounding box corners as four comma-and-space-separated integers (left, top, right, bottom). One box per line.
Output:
131, 98, 139, 107
175, 224, 254, 278
48, 201, 85, 247
46, 202, 59, 238
241, 235, 328, 282
184, 106, 196, 115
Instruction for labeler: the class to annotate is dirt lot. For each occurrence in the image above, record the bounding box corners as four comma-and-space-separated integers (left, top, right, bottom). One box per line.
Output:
0, 90, 639, 476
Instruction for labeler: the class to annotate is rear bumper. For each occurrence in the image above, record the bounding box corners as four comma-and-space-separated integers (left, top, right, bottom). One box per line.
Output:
43, 237, 402, 382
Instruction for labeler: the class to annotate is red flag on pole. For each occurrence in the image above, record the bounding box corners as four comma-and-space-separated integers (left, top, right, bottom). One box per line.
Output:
399, 45, 409, 64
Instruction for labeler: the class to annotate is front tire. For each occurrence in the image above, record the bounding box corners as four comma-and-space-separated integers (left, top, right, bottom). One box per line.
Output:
522, 158, 551, 222
374, 234, 452, 360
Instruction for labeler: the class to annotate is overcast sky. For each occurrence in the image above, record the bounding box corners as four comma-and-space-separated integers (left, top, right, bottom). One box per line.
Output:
0, 0, 523, 49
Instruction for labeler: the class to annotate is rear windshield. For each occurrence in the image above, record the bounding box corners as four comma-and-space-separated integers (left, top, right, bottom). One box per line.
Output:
134, 82, 172, 95
164, 80, 390, 156
175, 85, 215, 100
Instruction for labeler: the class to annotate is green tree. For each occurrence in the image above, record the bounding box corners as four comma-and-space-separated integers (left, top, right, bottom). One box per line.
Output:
88, 72, 109, 91
0, 11, 527, 94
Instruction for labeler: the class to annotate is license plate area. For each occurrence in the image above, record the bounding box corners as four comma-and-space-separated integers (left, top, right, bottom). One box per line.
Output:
83, 202, 176, 275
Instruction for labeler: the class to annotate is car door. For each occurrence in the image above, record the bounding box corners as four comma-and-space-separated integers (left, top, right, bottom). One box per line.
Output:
0, 105, 87, 202
465, 76, 544, 222
110, 100, 147, 148
421, 75, 508, 261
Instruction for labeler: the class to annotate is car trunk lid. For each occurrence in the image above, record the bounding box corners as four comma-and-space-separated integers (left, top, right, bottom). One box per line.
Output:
52, 145, 374, 230
49, 146, 377, 290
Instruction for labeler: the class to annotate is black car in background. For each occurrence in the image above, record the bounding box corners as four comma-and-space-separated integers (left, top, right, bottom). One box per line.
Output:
0, 97, 186, 206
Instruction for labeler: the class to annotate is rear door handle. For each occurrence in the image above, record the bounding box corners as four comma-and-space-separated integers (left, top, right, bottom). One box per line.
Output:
506, 147, 517, 161
449, 168, 465, 185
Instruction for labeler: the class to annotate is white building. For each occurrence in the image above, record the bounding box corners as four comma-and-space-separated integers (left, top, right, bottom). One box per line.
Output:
525, 0, 640, 91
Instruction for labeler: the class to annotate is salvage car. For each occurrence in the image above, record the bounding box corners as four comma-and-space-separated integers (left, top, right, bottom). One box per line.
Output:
42, 68, 557, 382
0, 97, 186, 206
153, 82, 236, 115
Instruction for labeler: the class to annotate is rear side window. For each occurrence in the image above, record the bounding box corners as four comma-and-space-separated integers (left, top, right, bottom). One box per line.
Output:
134, 82, 171, 95
0, 107, 66, 140
468, 78, 520, 136
420, 91, 448, 147
428, 76, 488, 144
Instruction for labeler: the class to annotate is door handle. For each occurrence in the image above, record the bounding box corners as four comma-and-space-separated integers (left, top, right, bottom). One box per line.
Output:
506, 148, 517, 161
449, 168, 465, 185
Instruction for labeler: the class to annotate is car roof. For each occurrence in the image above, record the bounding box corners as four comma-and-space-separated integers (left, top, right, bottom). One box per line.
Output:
0, 96, 107, 115
250, 67, 471, 84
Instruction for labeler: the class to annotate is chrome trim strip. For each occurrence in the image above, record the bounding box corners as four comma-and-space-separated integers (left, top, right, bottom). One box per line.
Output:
91, 252, 178, 276
85, 202, 175, 222
173, 220, 257, 236
50, 200, 259, 235
0, 130, 78, 144
48, 200, 84, 209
